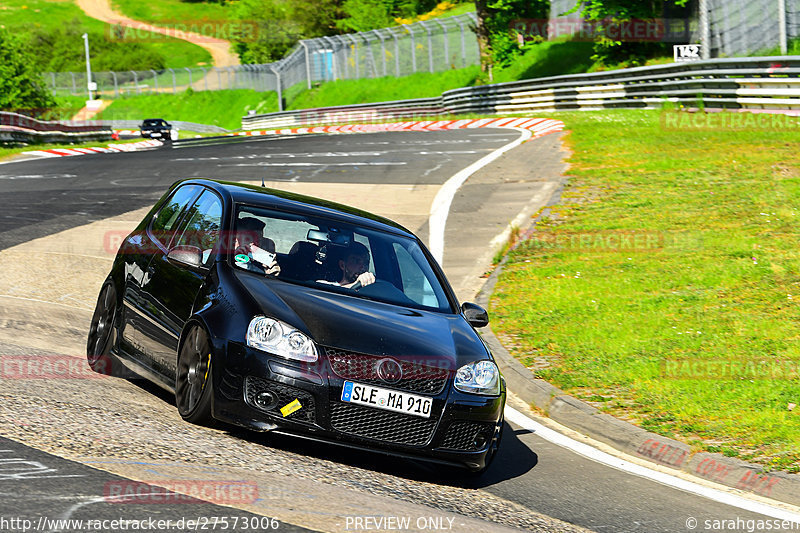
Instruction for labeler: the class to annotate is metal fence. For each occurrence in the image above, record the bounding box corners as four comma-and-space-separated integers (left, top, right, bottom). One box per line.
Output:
242, 57, 800, 130
45, 65, 278, 99
43, 13, 480, 105
706, 0, 800, 57
42, 3, 800, 106
551, 0, 799, 57
281, 13, 479, 89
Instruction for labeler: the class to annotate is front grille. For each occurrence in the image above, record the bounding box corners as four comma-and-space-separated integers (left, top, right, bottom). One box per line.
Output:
440, 420, 495, 451
325, 347, 449, 395
330, 402, 438, 446
244, 376, 316, 424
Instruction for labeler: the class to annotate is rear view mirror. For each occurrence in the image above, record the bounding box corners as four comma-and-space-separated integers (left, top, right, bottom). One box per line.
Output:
307, 228, 352, 245
167, 245, 203, 271
462, 302, 489, 328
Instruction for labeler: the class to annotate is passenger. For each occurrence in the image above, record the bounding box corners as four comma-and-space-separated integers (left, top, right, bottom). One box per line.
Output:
233, 217, 280, 276
319, 241, 375, 289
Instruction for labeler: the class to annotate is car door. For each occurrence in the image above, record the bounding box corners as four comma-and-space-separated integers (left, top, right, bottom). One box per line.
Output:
137, 189, 224, 380
119, 184, 202, 362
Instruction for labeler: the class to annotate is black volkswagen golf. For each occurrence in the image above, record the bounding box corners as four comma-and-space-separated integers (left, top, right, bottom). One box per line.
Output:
87, 179, 505, 472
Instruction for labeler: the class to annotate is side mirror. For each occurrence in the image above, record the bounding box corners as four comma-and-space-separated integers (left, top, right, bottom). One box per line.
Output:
167, 245, 203, 271
462, 302, 489, 328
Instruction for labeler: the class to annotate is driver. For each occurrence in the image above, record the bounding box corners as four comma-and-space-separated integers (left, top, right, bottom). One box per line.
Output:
320, 242, 375, 289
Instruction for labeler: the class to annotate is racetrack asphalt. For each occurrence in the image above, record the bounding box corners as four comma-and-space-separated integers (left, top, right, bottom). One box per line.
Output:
1, 129, 798, 532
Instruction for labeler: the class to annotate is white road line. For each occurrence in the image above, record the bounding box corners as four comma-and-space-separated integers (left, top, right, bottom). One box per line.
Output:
428, 127, 532, 265
220, 162, 407, 167
505, 406, 800, 522
0, 174, 77, 180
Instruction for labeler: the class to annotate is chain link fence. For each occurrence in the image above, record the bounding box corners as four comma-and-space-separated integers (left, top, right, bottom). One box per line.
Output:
43, 3, 798, 105
706, 0, 799, 57
43, 13, 480, 106
551, 0, 799, 57
45, 65, 277, 99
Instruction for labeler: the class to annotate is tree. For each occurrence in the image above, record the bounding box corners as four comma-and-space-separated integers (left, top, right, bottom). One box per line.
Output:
474, 0, 549, 76
26, 20, 166, 73
233, 0, 341, 64
571, 0, 691, 65
0, 28, 54, 112
474, 0, 492, 75
337, 0, 393, 32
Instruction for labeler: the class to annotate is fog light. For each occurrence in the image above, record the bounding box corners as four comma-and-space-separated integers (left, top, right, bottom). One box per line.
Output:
255, 391, 277, 410
473, 434, 488, 449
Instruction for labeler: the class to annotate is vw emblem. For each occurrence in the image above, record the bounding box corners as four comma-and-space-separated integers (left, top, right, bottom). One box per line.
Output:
376, 358, 403, 384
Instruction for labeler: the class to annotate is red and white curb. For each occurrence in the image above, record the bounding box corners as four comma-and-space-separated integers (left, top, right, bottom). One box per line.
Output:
231, 117, 565, 138
22, 139, 162, 159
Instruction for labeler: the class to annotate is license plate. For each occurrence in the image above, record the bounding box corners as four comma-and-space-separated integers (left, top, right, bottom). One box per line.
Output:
341, 381, 432, 419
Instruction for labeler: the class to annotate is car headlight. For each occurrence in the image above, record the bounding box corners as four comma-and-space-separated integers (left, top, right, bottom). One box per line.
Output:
454, 360, 500, 395
246, 316, 317, 363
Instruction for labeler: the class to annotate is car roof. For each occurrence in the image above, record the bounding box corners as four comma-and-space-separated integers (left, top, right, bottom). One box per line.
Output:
179, 179, 416, 237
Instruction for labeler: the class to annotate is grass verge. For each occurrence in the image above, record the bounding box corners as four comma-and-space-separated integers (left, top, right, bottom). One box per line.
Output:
286, 67, 480, 110
489, 109, 800, 472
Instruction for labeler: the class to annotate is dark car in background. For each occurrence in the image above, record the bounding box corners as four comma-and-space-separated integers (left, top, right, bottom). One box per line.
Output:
139, 118, 172, 140
87, 179, 505, 473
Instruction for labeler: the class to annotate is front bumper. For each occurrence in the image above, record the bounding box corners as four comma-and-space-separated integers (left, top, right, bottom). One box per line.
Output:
211, 342, 505, 470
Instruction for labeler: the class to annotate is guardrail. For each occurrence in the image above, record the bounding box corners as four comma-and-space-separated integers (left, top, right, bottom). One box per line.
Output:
242, 97, 446, 130
442, 56, 800, 114
242, 57, 800, 129
0, 112, 112, 145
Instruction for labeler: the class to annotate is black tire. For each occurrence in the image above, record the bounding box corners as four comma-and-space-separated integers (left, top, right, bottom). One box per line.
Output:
86, 282, 117, 375
176, 325, 214, 424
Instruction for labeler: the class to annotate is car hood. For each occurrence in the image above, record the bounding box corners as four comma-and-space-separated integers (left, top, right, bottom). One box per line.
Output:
234, 272, 489, 367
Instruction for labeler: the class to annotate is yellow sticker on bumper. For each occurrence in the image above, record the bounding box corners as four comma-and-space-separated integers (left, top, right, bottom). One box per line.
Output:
280, 398, 302, 417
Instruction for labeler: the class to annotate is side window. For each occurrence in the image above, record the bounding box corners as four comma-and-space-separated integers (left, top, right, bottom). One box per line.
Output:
393, 243, 438, 308
353, 234, 375, 275
173, 190, 223, 266
150, 185, 201, 246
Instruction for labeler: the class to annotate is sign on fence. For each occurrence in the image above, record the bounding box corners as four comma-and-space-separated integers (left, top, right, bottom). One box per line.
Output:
674, 44, 701, 62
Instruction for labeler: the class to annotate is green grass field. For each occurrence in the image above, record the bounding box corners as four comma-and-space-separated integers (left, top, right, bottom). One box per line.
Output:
95, 90, 277, 130
111, 0, 230, 36
84, 68, 481, 129
489, 109, 800, 472
0, 0, 211, 69
286, 67, 480, 109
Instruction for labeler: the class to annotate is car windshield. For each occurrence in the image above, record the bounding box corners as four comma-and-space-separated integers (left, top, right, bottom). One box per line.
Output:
231, 205, 453, 313
143, 119, 164, 126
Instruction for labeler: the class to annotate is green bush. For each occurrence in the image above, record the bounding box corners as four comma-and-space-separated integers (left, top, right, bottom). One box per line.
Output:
26, 20, 166, 73
0, 28, 55, 112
